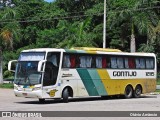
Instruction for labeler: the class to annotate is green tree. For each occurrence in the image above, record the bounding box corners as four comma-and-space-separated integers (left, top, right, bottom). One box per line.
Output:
56, 18, 97, 48
108, 0, 159, 52
0, 7, 20, 83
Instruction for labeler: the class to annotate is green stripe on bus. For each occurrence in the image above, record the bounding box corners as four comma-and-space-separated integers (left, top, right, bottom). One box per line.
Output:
88, 69, 108, 95
75, 50, 86, 53
65, 49, 77, 53
65, 49, 86, 53
77, 69, 99, 96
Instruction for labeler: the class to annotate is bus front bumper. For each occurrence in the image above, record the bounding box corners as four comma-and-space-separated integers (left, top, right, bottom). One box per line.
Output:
14, 90, 43, 98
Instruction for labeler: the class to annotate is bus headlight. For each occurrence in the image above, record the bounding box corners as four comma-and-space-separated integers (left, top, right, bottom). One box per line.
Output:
14, 86, 18, 90
32, 87, 41, 91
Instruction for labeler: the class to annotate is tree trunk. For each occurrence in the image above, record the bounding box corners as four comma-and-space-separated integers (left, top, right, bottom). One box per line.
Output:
0, 48, 3, 84
130, 33, 136, 52
130, 22, 136, 52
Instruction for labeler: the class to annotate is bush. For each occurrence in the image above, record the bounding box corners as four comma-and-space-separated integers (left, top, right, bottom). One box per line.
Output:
3, 70, 14, 79
0, 83, 14, 89
157, 72, 160, 78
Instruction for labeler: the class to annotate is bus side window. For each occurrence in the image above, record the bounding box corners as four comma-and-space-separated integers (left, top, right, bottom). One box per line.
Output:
79, 56, 92, 68
136, 58, 146, 69
70, 55, 76, 68
47, 53, 60, 67
111, 57, 117, 68
63, 55, 71, 68
96, 56, 102, 68
86, 56, 92, 68
91, 56, 96, 68
106, 57, 110, 68
139, 58, 145, 69
76, 55, 80, 68
128, 58, 135, 69
146, 58, 154, 69
79, 56, 86, 68
124, 58, 129, 68
102, 57, 107, 68
135, 58, 141, 69
117, 57, 124, 68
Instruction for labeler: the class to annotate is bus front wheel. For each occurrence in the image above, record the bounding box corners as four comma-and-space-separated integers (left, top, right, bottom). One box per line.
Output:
133, 85, 142, 98
62, 88, 69, 103
124, 85, 133, 99
39, 98, 45, 103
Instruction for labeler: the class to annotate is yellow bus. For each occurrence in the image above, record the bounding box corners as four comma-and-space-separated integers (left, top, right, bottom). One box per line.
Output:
8, 47, 157, 103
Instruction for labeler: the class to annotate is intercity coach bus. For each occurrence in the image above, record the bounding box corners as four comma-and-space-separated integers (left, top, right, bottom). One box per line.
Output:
8, 47, 157, 103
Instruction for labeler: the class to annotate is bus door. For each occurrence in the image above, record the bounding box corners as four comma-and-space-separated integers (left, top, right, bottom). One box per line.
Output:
42, 52, 60, 97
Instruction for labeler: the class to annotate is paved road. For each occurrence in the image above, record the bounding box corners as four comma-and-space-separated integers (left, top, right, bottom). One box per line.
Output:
0, 89, 160, 120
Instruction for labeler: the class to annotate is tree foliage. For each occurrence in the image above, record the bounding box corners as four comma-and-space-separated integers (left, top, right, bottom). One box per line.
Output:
0, 0, 160, 78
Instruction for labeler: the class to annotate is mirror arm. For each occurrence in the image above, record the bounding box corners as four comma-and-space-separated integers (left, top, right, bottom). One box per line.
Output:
37, 60, 46, 72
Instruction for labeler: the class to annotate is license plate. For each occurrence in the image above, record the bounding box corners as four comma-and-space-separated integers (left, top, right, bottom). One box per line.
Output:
22, 93, 27, 96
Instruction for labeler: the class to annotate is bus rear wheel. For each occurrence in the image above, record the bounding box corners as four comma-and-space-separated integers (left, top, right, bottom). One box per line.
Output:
124, 85, 133, 99
62, 88, 69, 103
133, 85, 142, 98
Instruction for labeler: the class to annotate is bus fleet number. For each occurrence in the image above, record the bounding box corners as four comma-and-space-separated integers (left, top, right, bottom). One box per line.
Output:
146, 72, 154, 76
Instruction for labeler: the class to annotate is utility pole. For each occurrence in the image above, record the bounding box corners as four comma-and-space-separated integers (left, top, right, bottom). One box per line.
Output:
103, 0, 106, 48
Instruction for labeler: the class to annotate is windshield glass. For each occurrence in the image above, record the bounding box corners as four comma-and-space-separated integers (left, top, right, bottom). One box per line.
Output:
14, 61, 41, 85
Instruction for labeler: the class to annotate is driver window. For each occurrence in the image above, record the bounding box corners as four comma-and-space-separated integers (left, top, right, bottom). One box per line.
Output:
47, 52, 60, 67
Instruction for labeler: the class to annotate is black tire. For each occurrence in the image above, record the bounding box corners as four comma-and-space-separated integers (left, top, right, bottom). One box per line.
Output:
39, 98, 45, 103
133, 85, 142, 98
62, 88, 69, 103
124, 85, 133, 99
101, 96, 109, 99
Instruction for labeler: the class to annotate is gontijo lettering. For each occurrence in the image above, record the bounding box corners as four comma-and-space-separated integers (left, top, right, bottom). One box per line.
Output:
113, 71, 137, 77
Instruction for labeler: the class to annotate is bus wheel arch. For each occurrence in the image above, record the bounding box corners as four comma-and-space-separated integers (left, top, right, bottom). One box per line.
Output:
62, 86, 73, 103
124, 84, 133, 99
133, 84, 142, 98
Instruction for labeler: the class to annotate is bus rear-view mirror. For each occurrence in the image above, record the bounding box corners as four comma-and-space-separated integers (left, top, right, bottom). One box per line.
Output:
8, 60, 17, 72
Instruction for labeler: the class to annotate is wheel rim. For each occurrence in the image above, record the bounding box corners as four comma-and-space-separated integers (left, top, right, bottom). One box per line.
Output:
63, 88, 69, 103
125, 86, 133, 98
135, 86, 141, 96
126, 87, 132, 96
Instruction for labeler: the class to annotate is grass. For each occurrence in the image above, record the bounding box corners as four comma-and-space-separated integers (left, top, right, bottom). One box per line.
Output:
155, 89, 160, 92
157, 79, 160, 85
0, 83, 14, 89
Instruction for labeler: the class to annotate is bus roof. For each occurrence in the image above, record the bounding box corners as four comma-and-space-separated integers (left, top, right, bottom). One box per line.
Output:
22, 48, 63, 52
21, 48, 156, 57
70, 47, 122, 52
21, 47, 121, 53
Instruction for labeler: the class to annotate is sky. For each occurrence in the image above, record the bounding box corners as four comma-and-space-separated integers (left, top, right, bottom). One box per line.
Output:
44, 0, 55, 2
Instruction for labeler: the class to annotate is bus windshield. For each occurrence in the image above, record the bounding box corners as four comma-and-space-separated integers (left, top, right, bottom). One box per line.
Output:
14, 61, 41, 85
